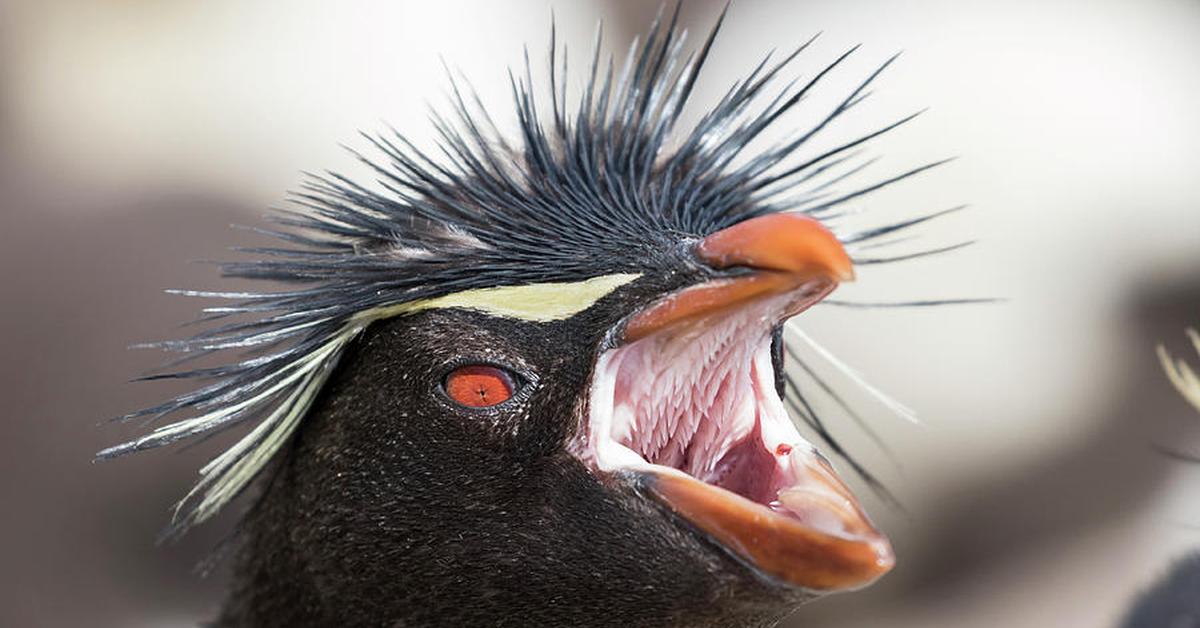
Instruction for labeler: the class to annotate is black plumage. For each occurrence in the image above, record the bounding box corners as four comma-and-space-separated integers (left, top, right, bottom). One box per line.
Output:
1122, 553, 1200, 627
220, 308, 809, 627
101, 6, 961, 626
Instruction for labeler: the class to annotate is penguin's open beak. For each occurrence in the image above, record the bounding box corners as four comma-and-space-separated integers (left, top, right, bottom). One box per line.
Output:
573, 214, 893, 592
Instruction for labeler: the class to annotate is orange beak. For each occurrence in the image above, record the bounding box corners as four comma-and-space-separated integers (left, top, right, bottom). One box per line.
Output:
624, 213, 892, 592
625, 213, 853, 342
646, 457, 894, 592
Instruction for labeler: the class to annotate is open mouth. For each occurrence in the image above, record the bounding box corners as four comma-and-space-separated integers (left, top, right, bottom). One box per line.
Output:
570, 214, 894, 592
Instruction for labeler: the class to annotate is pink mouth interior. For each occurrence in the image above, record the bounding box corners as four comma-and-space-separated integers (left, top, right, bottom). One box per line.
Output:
572, 285, 840, 521
608, 318, 791, 507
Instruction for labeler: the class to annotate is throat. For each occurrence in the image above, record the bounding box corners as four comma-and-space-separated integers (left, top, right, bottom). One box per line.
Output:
704, 421, 781, 505
573, 294, 816, 513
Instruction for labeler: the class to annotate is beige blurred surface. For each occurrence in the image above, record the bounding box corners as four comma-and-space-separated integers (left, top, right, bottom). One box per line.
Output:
2, 1, 1199, 626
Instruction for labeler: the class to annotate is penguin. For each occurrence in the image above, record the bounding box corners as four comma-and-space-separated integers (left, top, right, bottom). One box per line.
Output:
101, 7, 953, 626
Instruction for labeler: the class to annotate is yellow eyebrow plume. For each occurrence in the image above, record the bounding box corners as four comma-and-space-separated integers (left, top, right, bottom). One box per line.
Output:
362, 273, 642, 323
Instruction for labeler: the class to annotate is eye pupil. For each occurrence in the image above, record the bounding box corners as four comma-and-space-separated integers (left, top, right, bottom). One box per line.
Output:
444, 365, 516, 408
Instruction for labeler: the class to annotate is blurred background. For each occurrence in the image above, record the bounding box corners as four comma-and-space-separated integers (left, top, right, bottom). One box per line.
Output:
2, 1, 1199, 626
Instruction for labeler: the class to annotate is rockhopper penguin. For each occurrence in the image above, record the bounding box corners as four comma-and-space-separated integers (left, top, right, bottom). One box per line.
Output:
101, 7, 955, 627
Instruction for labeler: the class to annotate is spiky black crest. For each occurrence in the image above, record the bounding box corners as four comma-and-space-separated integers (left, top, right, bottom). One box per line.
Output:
102, 6, 959, 533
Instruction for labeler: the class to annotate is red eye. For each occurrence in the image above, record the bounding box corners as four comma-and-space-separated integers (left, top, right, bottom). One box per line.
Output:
444, 365, 517, 408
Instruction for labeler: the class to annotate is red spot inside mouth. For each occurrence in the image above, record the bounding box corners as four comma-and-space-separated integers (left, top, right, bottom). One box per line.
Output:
775, 444, 793, 456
